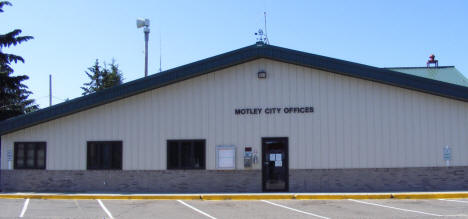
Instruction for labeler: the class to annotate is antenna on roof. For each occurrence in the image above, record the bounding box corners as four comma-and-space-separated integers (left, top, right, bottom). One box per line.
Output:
254, 12, 269, 45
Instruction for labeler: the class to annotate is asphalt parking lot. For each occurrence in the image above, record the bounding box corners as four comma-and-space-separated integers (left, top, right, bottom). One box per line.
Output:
2, 198, 468, 218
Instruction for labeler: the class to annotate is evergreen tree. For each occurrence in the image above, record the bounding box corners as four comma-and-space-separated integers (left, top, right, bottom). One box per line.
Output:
81, 59, 123, 95
104, 59, 123, 88
0, 1, 38, 121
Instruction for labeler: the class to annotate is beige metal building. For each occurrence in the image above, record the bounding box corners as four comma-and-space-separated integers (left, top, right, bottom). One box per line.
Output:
1, 42, 468, 192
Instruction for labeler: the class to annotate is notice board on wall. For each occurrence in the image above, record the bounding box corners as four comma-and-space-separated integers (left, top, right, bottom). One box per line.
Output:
216, 145, 236, 169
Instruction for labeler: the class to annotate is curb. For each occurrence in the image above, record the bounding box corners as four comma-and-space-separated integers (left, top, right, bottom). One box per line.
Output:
1, 192, 468, 200
0, 194, 202, 200
202, 194, 295, 200
391, 193, 468, 199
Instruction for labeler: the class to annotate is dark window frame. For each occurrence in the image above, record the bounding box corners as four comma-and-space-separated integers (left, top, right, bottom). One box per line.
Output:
167, 139, 206, 170
14, 142, 47, 169
86, 141, 123, 170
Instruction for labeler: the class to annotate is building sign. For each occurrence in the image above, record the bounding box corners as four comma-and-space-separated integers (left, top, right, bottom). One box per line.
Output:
443, 146, 452, 167
7, 149, 13, 170
234, 107, 314, 115
7, 150, 13, 161
443, 146, 452, 161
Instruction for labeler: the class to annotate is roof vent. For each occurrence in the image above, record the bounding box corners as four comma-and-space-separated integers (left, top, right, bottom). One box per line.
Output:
427, 54, 438, 68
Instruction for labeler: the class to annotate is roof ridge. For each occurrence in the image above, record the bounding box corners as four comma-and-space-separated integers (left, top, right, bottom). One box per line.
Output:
384, 66, 455, 69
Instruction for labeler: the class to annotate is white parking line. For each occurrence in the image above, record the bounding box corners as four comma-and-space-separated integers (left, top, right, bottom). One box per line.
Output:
74, 200, 84, 213
177, 200, 217, 219
97, 199, 114, 219
177, 200, 216, 219
440, 199, 468, 204
348, 199, 443, 217
261, 200, 330, 219
19, 198, 29, 218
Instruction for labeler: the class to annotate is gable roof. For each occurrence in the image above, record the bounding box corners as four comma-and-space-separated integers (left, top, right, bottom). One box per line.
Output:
385, 66, 468, 87
2, 42, 468, 135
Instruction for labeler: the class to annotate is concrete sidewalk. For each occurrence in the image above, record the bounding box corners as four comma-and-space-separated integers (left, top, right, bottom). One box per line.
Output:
1, 191, 468, 200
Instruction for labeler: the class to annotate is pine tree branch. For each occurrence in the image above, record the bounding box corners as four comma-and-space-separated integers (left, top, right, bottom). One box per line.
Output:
0, 30, 33, 48
0, 1, 12, 13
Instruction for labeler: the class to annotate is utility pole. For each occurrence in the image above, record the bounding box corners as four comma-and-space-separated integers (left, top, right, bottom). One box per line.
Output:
144, 26, 149, 77
137, 18, 150, 77
49, 74, 52, 106
159, 32, 162, 72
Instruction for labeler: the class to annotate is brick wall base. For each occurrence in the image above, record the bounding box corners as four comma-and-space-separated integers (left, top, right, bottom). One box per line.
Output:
0, 170, 261, 193
289, 167, 468, 192
1, 166, 467, 193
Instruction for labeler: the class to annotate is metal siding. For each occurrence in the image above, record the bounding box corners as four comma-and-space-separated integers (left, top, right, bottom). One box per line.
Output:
2, 59, 468, 170
4, 45, 468, 137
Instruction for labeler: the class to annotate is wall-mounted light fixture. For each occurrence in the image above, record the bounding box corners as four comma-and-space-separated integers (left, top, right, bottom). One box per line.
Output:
258, 70, 267, 79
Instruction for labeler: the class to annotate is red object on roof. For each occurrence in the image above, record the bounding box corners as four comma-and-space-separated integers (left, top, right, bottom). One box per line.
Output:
427, 54, 438, 67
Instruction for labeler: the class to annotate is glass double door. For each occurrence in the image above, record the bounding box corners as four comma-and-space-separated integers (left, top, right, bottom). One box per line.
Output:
262, 137, 288, 192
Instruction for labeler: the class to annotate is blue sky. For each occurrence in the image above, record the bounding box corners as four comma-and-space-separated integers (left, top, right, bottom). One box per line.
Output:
2, 0, 467, 108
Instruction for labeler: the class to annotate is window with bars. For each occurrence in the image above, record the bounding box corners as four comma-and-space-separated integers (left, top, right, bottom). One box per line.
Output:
87, 141, 122, 170
14, 142, 46, 169
167, 140, 205, 170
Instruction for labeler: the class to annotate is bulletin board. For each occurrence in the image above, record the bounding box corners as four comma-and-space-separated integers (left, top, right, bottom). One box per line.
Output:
216, 145, 236, 169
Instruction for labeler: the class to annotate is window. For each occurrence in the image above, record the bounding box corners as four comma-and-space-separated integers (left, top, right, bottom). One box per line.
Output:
167, 140, 205, 169
87, 141, 122, 170
14, 142, 46, 169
